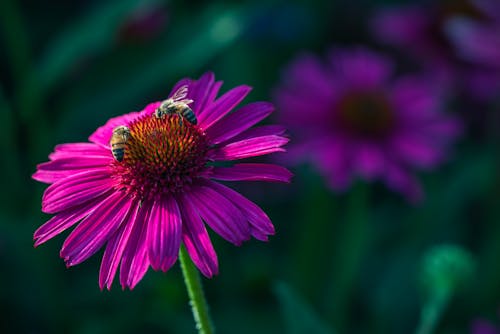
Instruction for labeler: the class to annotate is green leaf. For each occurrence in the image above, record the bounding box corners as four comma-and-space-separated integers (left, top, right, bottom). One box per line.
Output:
35, 0, 161, 92
274, 281, 334, 334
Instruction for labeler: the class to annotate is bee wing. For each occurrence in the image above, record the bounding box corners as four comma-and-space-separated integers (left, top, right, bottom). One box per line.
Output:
178, 98, 194, 105
171, 84, 189, 102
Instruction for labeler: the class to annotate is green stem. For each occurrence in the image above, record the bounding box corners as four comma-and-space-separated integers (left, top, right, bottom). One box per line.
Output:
179, 246, 214, 334
415, 289, 450, 334
327, 182, 370, 330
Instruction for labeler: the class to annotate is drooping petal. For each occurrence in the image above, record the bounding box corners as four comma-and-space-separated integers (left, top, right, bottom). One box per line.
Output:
354, 143, 386, 180
60, 191, 132, 266
209, 135, 289, 161
48, 143, 110, 160
147, 197, 182, 272
390, 132, 445, 169
198, 85, 252, 130
384, 159, 423, 204
34, 196, 106, 247
205, 181, 275, 241
33, 156, 112, 184
119, 200, 152, 289
178, 193, 218, 277
210, 163, 292, 183
189, 185, 250, 245
42, 169, 112, 214
99, 199, 140, 290
206, 102, 275, 145
229, 125, 287, 143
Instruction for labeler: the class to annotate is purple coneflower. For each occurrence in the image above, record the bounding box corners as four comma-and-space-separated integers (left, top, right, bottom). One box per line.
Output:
274, 47, 460, 202
371, 0, 500, 100
472, 319, 500, 334
33, 72, 291, 290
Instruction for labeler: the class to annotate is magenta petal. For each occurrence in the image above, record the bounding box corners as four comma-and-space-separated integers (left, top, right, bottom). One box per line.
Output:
48, 143, 110, 160
385, 160, 423, 204
210, 163, 292, 183
391, 132, 443, 169
34, 196, 105, 247
206, 102, 275, 145
229, 125, 287, 143
60, 191, 132, 266
42, 169, 112, 214
33, 156, 112, 184
189, 185, 250, 245
120, 201, 152, 289
205, 181, 275, 241
354, 143, 386, 180
209, 135, 289, 161
198, 85, 252, 130
147, 197, 182, 272
99, 199, 140, 290
178, 194, 218, 277
188, 72, 217, 115
88, 111, 142, 148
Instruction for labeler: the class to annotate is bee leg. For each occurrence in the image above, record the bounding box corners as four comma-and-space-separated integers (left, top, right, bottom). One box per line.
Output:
178, 114, 183, 126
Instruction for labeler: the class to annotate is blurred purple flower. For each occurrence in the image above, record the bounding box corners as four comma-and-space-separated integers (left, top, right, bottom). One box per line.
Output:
118, 4, 168, 43
33, 72, 291, 290
372, 0, 500, 101
274, 47, 461, 203
472, 319, 500, 334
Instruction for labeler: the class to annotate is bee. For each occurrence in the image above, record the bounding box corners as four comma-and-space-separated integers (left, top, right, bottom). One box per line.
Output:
155, 84, 197, 125
110, 125, 130, 162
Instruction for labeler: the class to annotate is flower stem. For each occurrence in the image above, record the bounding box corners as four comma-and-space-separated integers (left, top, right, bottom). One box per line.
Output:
415, 289, 450, 334
327, 182, 370, 330
179, 246, 214, 334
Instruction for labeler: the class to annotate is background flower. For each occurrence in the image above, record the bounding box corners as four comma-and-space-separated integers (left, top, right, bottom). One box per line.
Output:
371, 0, 500, 101
275, 47, 461, 202
33, 72, 291, 290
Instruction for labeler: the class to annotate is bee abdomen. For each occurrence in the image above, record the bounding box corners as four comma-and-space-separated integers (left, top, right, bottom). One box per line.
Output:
183, 108, 197, 125
112, 146, 125, 162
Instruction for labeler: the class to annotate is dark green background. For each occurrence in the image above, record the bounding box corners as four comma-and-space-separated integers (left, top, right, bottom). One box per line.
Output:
0, 0, 498, 333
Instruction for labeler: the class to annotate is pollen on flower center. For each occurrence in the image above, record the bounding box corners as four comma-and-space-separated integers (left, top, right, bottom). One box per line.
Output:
337, 92, 394, 137
111, 114, 209, 200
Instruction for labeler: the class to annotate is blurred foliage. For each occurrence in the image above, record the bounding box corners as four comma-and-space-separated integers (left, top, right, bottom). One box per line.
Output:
0, 0, 498, 333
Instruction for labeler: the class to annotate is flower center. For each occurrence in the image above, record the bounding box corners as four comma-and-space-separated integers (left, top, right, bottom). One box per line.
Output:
111, 114, 209, 200
337, 92, 394, 137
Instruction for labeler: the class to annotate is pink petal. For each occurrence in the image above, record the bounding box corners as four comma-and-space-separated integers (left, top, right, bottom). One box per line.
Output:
229, 125, 287, 143
48, 143, 110, 160
198, 85, 252, 130
209, 135, 289, 161
147, 197, 182, 272
205, 181, 275, 241
354, 143, 386, 180
33, 156, 112, 184
328, 47, 393, 89
120, 200, 152, 289
178, 194, 218, 277
390, 132, 444, 169
206, 102, 275, 145
210, 163, 292, 183
42, 169, 112, 214
384, 159, 423, 204
60, 191, 132, 266
99, 199, 140, 290
189, 72, 217, 115
189, 185, 250, 245
88, 110, 143, 148
34, 196, 105, 247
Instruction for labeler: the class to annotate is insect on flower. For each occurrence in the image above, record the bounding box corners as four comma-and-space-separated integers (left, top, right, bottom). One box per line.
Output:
32, 72, 292, 290
155, 84, 197, 125
110, 125, 131, 162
